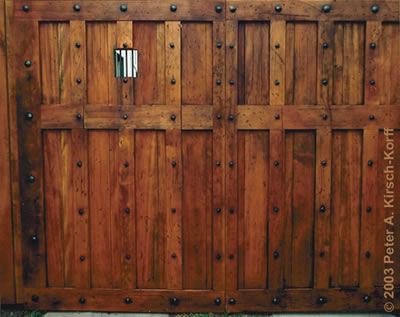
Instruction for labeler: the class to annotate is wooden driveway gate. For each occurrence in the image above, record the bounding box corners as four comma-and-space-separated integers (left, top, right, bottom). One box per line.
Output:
6, 0, 400, 313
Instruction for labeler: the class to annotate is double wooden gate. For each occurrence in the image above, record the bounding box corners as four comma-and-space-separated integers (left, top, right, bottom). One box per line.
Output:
5, 0, 400, 312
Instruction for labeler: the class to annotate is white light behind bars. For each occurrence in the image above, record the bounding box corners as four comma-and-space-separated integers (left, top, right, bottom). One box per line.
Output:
114, 49, 138, 78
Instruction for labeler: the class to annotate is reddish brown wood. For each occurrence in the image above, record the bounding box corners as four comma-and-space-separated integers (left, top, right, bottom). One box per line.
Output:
269, 20, 285, 105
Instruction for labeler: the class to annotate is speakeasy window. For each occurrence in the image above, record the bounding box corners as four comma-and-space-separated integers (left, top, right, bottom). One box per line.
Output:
114, 48, 138, 78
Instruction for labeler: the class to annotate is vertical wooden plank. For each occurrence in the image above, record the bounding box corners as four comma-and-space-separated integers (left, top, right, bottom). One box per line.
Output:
71, 129, 89, 288
182, 132, 213, 289
212, 20, 225, 292
182, 22, 213, 105
238, 131, 268, 289
314, 129, 332, 289
225, 20, 238, 292
270, 20, 285, 105
15, 19, 46, 289
317, 21, 334, 106
365, 22, 381, 105
116, 21, 134, 105
70, 21, 86, 107
135, 131, 167, 289
267, 130, 285, 289
165, 20, 182, 290
0, 0, 15, 303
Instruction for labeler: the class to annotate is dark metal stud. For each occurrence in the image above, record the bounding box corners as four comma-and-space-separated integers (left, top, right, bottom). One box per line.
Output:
319, 251, 325, 257
169, 297, 179, 306
216, 114, 222, 120
77, 161, 82, 168
273, 251, 279, 259
366, 207, 372, 213
215, 298, 222, 305
369, 115, 375, 120
171, 114, 176, 121
217, 42, 222, 48
230, 6, 236, 12
124, 297, 132, 304
123, 43, 128, 48
28, 175, 35, 183
24, 60, 32, 67
323, 42, 329, 49
25, 112, 34, 120
274, 161, 279, 167
368, 160, 373, 166
275, 114, 280, 120
216, 79, 222, 85
76, 113, 82, 120
229, 80, 235, 85
125, 208, 130, 214
171, 253, 177, 258
123, 78, 128, 83
322, 79, 328, 85
78, 209, 84, 215
75, 42, 81, 48
273, 206, 279, 213
31, 235, 38, 242
229, 254, 234, 259
215, 5, 223, 13
216, 208, 221, 214
275, 5, 282, 12
170, 42, 175, 48
120, 4, 128, 12
275, 80, 280, 86
171, 161, 177, 167
228, 114, 234, 121
229, 161, 234, 167
79, 297, 86, 304
364, 295, 371, 303
371, 5, 379, 13
322, 114, 328, 120
229, 44, 234, 49
32, 295, 39, 302
171, 78, 176, 85
171, 208, 176, 213
125, 254, 131, 260
321, 160, 327, 166
275, 43, 280, 49
124, 161, 129, 168
320, 205, 326, 212
216, 253, 222, 260
216, 161, 221, 166
123, 114, 128, 120
73, 4, 81, 11
80, 255, 85, 261
318, 296, 327, 304
370, 43, 376, 49
228, 298, 236, 305
22, 5, 30, 12
370, 80, 375, 85
272, 297, 280, 304
229, 208, 234, 214
365, 251, 371, 258
322, 5, 332, 13
76, 78, 81, 84
170, 4, 177, 12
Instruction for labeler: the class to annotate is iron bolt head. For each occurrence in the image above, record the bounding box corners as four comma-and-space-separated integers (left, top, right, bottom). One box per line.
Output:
170, 42, 175, 48
171, 208, 176, 213
171, 78, 176, 85
24, 60, 32, 67
322, 114, 328, 120
216, 114, 222, 120
369, 114, 375, 120
321, 160, 327, 166
215, 5, 223, 13
228, 298, 236, 305
230, 6, 236, 12
216, 79, 222, 85
319, 251, 325, 257
273, 251, 279, 259
31, 235, 38, 242
73, 4, 81, 11
216, 208, 221, 213
272, 297, 280, 304
320, 205, 326, 212
216, 253, 222, 260
22, 5, 30, 12
318, 296, 327, 304
275, 43, 280, 49
123, 43, 128, 48
75, 42, 81, 48
120, 4, 128, 12
273, 206, 279, 213
216, 161, 221, 166
171, 161, 177, 167
323, 42, 329, 49
215, 298, 222, 305
229, 80, 235, 85
365, 251, 371, 258
76, 78, 81, 84
229, 208, 234, 214
78, 209, 84, 215
28, 175, 36, 183
169, 297, 179, 306
216, 42, 222, 48
77, 161, 82, 167
229, 43, 234, 49
371, 5, 379, 13
364, 295, 371, 303
123, 78, 128, 83
322, 79, 328, 85
370, 43, 376, 49
366, 207, 372, 213
229, 161, 234, 167
370, 80, 375, 85
125, 208, 130, 214
123, 114, 128, 120
228, 114, 234, 121
229, 254, 234, 259
124, 161, 129, 167
124, 297, 132, 304
275, 80, 280, 86
274, 161, 279, 167
322, 5, 332, 13
25, 112, 34, 120
125, 254, 131, 260
76, 113, 82, 120
275, 5, 282, 12
170, 4, 177, 12
368, 160, 373, 166
32, 295, 39, 302
171, 253, 177, 258
171, 114, 176, 121
275, 114, 280, 120
79, 297, 86, 304
80, 255, 85, 261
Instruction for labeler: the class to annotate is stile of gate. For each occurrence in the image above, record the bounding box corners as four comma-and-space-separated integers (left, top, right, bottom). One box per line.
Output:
5, 0, 400, 313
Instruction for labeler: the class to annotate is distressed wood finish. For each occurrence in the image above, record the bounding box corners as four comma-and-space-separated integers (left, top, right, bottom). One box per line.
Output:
3, 0, 400, 313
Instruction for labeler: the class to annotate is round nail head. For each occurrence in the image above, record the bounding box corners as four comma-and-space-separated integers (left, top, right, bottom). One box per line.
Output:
322, 5, 332, 13
275, 5, 282, 12
22, 5, 30, 12
370, 43, 376, 49
120, 4, 128, 12
371, 5, 379, 13
24, 60, 32, 67
215, 5, 223, 13
73, 4, 81, 11
170, 5, 177, 12
26, 112, 34, 120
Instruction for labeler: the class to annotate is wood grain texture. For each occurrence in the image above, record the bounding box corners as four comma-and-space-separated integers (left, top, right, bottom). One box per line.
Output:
317, 21, 334, 105
269, 20, 285, 105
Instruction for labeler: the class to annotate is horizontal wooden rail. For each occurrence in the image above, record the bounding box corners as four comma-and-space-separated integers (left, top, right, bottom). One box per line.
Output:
11, 0, 225, 21
226, 0, 400, 21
